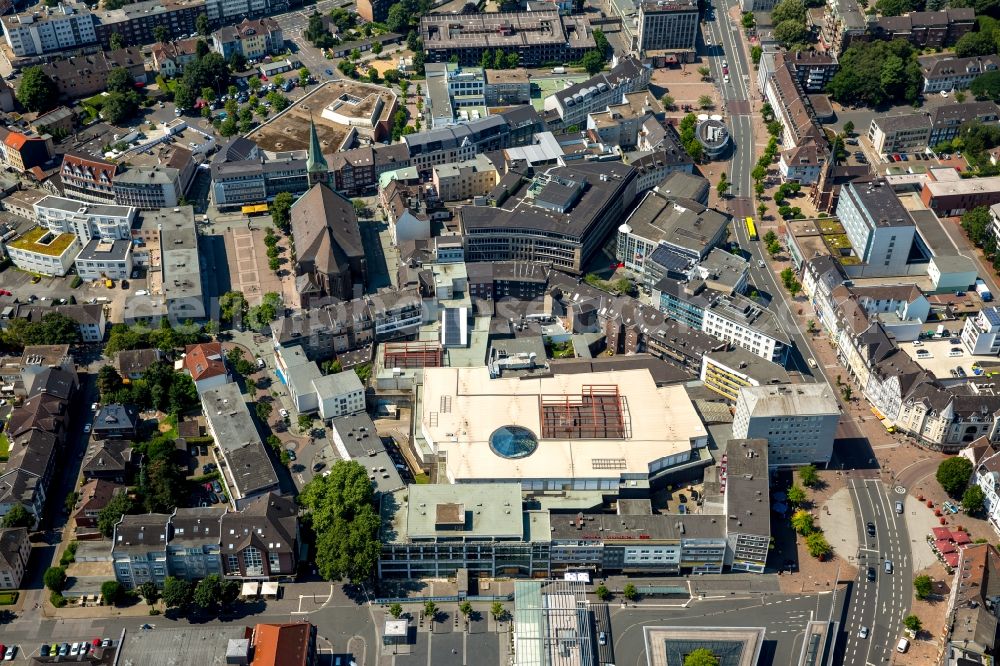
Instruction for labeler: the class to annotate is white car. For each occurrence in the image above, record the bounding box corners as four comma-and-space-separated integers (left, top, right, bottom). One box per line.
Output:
134, 290, 148, 296
91, 403, 99, 411
70, 643, 81, 656
83, 424, 91, 434
279, 408, 290, 419
858, 626, 869, 639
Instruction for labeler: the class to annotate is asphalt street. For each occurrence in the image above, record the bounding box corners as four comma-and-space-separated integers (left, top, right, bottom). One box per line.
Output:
840, 478, 911, 666
272, 0, 354, 79
611, 592, 841, 666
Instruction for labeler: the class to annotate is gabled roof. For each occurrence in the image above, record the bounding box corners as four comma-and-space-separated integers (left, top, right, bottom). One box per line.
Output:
250, 622, 313, 666
23, 366, 76, 401
0, 528, 27, 570
7, 393, 66, 439
290, 184, 363, 275
184, 342, 227, 382
82, 439, 134, 475
75, 478, 122, 515
220, 492, 297, 555
5, 429, 56, 479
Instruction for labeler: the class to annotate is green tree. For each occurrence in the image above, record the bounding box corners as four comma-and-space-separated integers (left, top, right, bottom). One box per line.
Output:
962, 206, 993, 248
101, 580, 124, 605
684, 649, 720, 666
937, 456, 974, 497
173, 82, 196, 111
154, 25, 169, 43
791, 509, 815, 535
459, 600, 472, 619
971, 70, 1000, 101
138, 581, 160, 605
772, 0, 806, 23
774, 19, 809, 48
698, 94, 714, 110
271, 192, 294, 232
2, 504, 33, 528
799, 464, 820, 487
594, 584, 611, 601
193, 574, 223, 610
44, 566, 67, 592
256, 401, 273, 422
372, 40, 383, 55
424, 600, 437, 620
717, 172, 730, 197
107, 67, 136, 94
904, 614, 922, 633
804, 531, 832, 559
827, 40, 923, 107
661, 93, 676, 109
956, 30, 996, 58
299, 460, 381, 582
593, 28, 609, 55
162, 576, 193, 609
102, 92, 140, 124
913, 574, 933, 600
787, 484, 807, 507
757, 202, 767, 220
491, 601, 504, 621
299, 68, 311, 87
581, 50, 604, 76
741, 12, 756, 29
389, 602, 403, 618
197, 13, 210, 37
110, 33, 125, 51
97, 491, 133, 537
298, 414, 313, 432
964, 484, 986, 514
16, 66, 58, 113
843, 120, 855, 135
387, 3, 409, 33
219, 291, 248, 324
697, 65, 711, 79
623, 583, 638, 601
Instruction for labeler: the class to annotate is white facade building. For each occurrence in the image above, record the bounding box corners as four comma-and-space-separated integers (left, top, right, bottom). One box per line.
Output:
963, 306, 1000, 356
5, 227, 80, 276
314, 371, 365, 421
33, 195, 136, 243
732, 384, 841, 468
1, 2, 98, 57
74, 239, 133, 280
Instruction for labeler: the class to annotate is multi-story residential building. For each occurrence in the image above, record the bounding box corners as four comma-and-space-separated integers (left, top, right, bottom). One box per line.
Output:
778, 142, 827, 185
637, 0, 699, 56
203, 0, 288, 26
782, 51, 840, 93
921, 170, 1000, 217
74, 239, 133, 281
0, 129, 53, 174
962, 306, 1000, 355
871, 8, 975, 49
431, 155, 498, 202
212, 18, 283, 61
920, 54, 1000, 93
0, 528, 30, 589
182, 342, 230, 394
151, 39, 199, 78
940, 541, 1000, 662
210, 137, 311, 208
762, 55, 825, 151
425, 63, 485, 128
41, 47, 146, 100
820, 0, 867, 57
419, 11, 596, 66
112, 147, 196, 210
869, 101, 1000, 154
93, 0, 204, 49
700, 348, 791, 402
357, 0, 391, 21
897, 382, 1000, 453
836, 179, 915, 275
543, 57, 651, 129
1, 1, 98, 57
150, 206, 205, 322
5, 226, 80, 276
703, 294, 790, 364
59, 154, 118, 205
462, 162, 638, 274
13, 303, 105, 342
114, 349, 163, 381
201, 383, 280, 509
732, 384, 841, 468
311, 370, 366, 421
587, 91, 667, 150
34, 195, 135, 242
112, 493, 297, 587
466, 261, 549, 302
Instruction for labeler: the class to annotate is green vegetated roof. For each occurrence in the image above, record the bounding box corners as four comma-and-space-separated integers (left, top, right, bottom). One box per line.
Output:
823, 233, 852, 250
9, 226, 77, 256
818, 219, 844, 235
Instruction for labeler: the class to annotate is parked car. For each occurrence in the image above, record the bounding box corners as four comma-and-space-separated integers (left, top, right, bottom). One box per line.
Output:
40, 645, 49, 657
280, 408, 290, 419
211, 480, 223, 494
83, 424, 91, 434
70, 643, 80, 656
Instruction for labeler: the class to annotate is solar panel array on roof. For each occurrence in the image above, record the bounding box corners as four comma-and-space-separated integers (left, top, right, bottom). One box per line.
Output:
442, 307, 466, 347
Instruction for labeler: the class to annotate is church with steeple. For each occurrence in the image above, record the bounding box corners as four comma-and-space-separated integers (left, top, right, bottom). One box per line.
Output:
285, 118, 366, 306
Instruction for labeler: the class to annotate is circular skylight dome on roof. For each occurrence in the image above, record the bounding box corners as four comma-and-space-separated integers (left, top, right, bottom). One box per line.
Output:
489, 425, 539, 460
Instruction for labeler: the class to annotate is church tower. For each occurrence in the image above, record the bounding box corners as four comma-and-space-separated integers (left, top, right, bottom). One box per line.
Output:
306, 117, 329, 185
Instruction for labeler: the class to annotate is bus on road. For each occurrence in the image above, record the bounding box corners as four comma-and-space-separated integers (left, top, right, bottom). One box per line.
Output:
745, 217, 758, 241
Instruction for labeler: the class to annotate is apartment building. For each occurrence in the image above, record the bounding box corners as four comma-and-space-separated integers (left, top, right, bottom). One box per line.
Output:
112, 153, 196, 210
112, 493, 297, 587
921, 54, 1000, 93
142, 206, 205, 322
636, 0, 699, 55
836, 179, 915, 275
34, 195, 135, 242
869, 102, 1000, 153
404, 107, 542, 172
962, 306, 1000, 355
1, 1, 97, 57
212, 18, 283, 61
871, 8, 975, 49
419, 11, 596, 66
921, 172, 1000, 217
0, 129, 53, 174
466, 261, 549, 301
762, 54, 825, 150
431, 155, 498, 201
0, 528, 30, 589
778, 142, 827, 185
357, 0, 391, 21
897, 382, 1000, 453
151, 39, 200, 78
93, 0, 204, 48
703, 295, 790, 365
732, 384, 841, 468
42, 47, 146, 100
59, 154, 118, 205
820, 0, 867, 57
484, 68, 531, 106
543, 57, 651, 129
203, 0, 288, 26
74, 239, 133, 280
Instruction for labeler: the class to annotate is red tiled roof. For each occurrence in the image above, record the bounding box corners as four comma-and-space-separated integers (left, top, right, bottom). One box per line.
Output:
183, 343, 227, 381
4, 133, 27, 150
251, 623, 312, 666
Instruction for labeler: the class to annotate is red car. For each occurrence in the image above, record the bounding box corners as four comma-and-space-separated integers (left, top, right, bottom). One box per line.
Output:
0, 290, 11, 296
